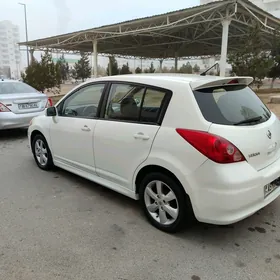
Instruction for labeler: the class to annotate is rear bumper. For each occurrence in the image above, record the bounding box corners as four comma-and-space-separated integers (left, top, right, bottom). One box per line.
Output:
0, 111, 44, 130
189, 158, 280, 225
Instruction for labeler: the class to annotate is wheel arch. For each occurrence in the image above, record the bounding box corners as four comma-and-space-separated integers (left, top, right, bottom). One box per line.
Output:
135, 165, 186, 196
30, 128, 53, 155
30, 129, 46, 146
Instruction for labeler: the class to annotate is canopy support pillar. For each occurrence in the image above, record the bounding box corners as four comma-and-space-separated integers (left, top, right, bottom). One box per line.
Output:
174, 52, 178, 73
92, 40, 98, 78
108, 56, 112, 76
159, 59, 163, 73
220, 18, 231, 77
29, 48, 35, 64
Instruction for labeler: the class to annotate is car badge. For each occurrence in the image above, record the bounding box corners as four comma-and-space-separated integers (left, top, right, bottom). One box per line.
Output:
267, 130, 272, 139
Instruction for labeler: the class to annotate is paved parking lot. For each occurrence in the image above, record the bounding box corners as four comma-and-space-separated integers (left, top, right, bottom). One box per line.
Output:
0, 129, 280, 280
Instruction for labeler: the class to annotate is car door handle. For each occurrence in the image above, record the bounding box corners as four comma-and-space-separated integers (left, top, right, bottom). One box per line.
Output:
133, 132, 150, 140
81, 125, 91, 132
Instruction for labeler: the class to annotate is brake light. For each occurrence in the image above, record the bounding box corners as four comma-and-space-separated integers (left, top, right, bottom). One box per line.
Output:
228, 79, 238, 84
176, 129, 245, 164
0, 102, 11, 112
45, 98, 53, 108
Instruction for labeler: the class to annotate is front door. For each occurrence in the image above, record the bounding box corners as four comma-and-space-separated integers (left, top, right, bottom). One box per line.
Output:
94, 83, 170, 189
49, 83, 106, 174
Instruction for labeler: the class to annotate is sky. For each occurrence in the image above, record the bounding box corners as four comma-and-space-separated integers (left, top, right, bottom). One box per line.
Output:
0, 0, 200, 69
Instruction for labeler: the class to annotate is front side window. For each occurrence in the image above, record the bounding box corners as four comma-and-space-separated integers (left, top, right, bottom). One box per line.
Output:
60, 83, 105, 118
105, 83, 168, 124
193, 85, 271, 126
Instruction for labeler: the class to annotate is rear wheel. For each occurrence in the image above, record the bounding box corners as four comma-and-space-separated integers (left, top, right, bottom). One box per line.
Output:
31, 134, 54, 170
139, 172, 194, 233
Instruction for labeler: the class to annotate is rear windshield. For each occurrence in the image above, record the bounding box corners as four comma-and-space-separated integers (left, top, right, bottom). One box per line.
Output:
0, 82, 37, 94
193, 85, 271, 126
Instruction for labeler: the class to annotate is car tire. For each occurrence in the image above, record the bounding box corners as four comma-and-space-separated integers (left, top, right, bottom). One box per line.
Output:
31, 134, 54, 171
139, 172, 194, 233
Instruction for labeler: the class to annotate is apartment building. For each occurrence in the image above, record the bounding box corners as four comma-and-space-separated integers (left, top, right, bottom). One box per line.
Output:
0, 20, 21, 79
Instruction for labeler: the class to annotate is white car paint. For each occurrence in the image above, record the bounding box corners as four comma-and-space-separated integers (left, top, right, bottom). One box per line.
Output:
49, 116, 98, 175
28, 74, 280, 225
94, 120, 160, 188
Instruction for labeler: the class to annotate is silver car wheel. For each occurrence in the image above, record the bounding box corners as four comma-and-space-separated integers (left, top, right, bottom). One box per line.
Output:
144, 180, 179, 225
34, 139, 48, 166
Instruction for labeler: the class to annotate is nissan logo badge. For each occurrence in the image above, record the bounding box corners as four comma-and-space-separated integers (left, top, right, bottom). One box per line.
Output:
267, 130, 272, 139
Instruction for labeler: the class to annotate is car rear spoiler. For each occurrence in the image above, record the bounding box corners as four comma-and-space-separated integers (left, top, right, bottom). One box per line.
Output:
190, 77, 254, 91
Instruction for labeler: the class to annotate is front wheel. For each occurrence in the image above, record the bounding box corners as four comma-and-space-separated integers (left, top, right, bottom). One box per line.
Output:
139, 172, 194, 233
31, 134, 54, 170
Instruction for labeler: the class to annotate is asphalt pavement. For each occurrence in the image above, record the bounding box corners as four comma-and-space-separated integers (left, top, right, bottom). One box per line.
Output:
0, 129, 280, 280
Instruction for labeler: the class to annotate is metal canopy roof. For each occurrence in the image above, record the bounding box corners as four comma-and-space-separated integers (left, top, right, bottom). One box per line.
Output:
19, 0, 280, 59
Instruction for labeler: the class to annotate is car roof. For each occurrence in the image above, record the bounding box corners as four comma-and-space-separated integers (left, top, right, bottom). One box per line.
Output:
85, 73, 222, 83
82, 74, 253, 90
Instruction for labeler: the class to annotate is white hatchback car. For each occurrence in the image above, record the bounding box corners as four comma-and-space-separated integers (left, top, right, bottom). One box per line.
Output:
28, 74, 280, 232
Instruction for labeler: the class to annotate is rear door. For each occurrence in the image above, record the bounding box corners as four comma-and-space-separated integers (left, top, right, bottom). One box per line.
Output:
94, 83, 171, 189
193, 83, 280, 171
0, 82, 47, 114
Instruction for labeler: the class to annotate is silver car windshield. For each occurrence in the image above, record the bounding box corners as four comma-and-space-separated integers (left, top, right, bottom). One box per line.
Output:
0, 82, 38, 94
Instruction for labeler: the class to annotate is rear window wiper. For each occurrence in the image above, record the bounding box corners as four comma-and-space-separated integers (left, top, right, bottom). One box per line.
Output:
234, 116, 263, 126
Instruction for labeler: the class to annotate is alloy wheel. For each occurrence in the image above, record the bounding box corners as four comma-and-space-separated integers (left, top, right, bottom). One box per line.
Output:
144, 180, 179, 225
34, 139, 48, 167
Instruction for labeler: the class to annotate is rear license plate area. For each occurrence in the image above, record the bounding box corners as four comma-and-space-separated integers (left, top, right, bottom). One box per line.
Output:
18, 102, 38, 109
264, 177, 280, 198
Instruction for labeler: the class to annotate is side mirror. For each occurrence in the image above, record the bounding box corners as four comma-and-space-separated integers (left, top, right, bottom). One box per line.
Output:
46, 106, 57, 117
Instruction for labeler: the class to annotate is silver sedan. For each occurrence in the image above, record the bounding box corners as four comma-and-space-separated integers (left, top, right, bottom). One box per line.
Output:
0, 80, 51, 130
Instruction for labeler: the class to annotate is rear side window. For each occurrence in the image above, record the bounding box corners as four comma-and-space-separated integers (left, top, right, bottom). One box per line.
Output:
140, 88, 166, 123
105, 83, 168, 124
193, 85, 271, 125
105, 84, 145, 121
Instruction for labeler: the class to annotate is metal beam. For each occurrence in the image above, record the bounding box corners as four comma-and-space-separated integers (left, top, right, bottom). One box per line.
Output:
21, 0, 279, 60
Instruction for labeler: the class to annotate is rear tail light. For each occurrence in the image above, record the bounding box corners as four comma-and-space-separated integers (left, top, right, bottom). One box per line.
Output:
0, 102, 11, 112
45, 98, 53, 108
176, 129, 245, 164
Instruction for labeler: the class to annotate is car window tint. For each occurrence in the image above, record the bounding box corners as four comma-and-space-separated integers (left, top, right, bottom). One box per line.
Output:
61, 83, 105, 118
0, 82, 37, 94
193, 85, 271, 125
140, 88, 166, 123
105, 84, 145, 121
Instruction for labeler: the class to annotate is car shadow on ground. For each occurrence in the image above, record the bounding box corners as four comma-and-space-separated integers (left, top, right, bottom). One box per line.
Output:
53, 166, 138, 208
0, 128, 28, 141
51, 166, 279, 247
174, 199, 279, 257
